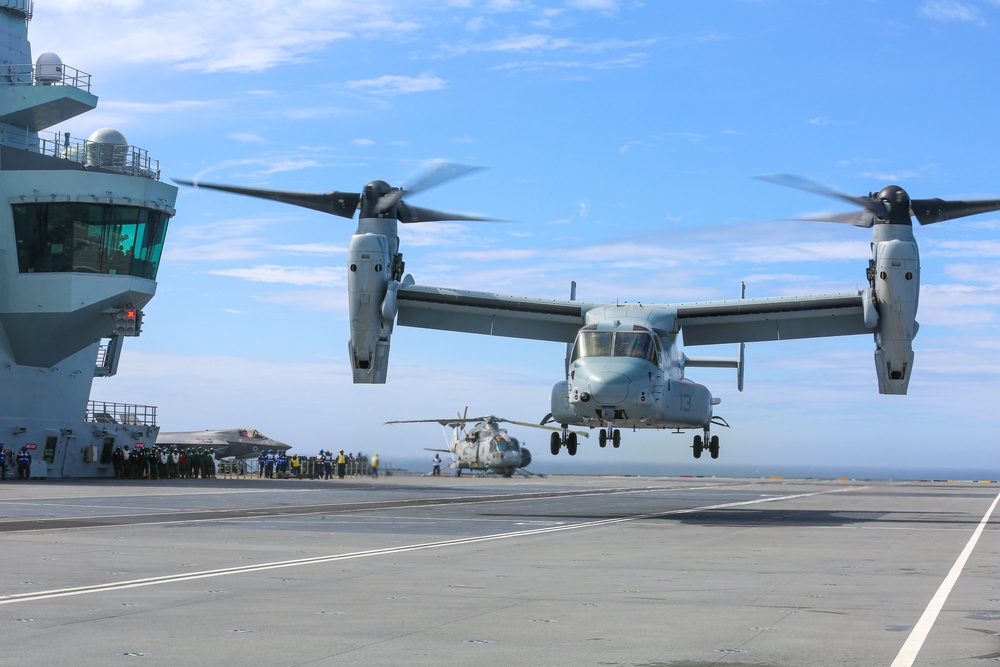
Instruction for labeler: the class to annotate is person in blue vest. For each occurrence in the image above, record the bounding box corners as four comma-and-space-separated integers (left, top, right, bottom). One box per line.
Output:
0, 443, 7, 480
322, 451, 332, 480
264, 450, 276, 479
16, 446, 31, 480
276, 451, 287, 477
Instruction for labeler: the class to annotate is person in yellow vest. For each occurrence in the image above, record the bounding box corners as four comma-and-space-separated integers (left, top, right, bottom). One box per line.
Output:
370, 452, 379, 478
336, 449, 347, 479
290, 454, 301, 478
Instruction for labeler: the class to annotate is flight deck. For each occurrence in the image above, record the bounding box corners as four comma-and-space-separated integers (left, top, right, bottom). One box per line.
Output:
1, 474, 998, 666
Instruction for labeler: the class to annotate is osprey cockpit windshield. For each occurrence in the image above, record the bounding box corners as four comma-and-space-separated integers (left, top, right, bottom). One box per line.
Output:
570, 328, 660, 366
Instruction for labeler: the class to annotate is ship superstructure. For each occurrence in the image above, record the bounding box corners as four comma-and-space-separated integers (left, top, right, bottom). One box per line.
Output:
0, 0, 176, 477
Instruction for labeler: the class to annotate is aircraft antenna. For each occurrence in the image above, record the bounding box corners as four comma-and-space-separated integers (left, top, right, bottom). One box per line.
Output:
564, 282, 577, 375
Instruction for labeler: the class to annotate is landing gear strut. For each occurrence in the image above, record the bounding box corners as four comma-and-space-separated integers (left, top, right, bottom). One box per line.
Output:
550, 428, 578, 456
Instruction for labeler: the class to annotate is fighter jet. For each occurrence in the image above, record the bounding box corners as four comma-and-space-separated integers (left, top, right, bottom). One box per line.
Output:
155, 428, 291, 459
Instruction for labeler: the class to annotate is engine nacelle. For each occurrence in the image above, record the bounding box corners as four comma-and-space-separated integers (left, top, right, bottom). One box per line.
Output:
870, 234, 919, 395
347, 233, 393, 383
549, 381, 575, 424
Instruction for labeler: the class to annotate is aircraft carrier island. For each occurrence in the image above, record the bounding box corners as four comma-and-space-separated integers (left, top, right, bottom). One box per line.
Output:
0, 0, 177, 477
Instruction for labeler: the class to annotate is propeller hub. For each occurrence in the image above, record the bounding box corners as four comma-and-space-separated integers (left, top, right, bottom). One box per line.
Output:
873, 185, 911, 224
362, 180, 400, 219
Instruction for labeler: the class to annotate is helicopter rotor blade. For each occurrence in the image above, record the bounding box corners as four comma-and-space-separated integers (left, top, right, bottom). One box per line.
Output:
791, 210, 876, 228
493, 418, 591, 438
373, 161, 485, 215
396, 202, 495, 224
172, 179, 360, 219
910, 197, 1000, 225
756, 174, 889, 218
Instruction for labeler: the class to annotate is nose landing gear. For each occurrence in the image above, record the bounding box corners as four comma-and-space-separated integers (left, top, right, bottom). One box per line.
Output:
692, 429, 720, 459
598, 428, 621, 448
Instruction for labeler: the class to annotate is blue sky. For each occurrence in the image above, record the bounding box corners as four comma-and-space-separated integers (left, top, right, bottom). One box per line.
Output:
30, 0, 1000, 473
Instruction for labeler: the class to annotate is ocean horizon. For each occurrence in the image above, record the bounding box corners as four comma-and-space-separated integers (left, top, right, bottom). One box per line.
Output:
383, 456, 1000, 482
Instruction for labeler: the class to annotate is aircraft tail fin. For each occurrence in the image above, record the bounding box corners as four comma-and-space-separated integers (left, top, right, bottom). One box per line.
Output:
681, 271, 746, 393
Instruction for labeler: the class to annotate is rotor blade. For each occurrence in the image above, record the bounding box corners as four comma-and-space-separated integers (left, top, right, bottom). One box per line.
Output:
396, 202, 495, 223
405, 161, 484, 198
791, 210, 876, 228
385, 419, 459, 426
756, 174, 888, 217
498, 418, 590, 437
373, 162, 484, 215
910, 197, 1000, 225
173, 179, 360, 219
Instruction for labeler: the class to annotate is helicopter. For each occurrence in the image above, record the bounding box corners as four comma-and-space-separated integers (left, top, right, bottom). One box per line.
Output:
175, 165, 1000, 460
386, 409, 586, 476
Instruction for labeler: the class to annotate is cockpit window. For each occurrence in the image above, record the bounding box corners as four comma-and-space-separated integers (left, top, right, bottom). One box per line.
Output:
494, 436, 518, 452
614, 332, 653, 361
572, 330, 657, 365
572, 331, 613, 362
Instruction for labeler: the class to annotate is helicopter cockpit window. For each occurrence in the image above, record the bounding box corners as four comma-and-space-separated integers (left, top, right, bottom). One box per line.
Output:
572, 330, 656, 364
571, 331, 614, 361
614, 332, 655, 363
508, 438, 520, 451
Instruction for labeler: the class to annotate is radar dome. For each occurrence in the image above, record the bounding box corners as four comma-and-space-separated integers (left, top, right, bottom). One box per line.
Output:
35, 52, 64, 83
86, 128, 130, 168
88, 128, 128, 146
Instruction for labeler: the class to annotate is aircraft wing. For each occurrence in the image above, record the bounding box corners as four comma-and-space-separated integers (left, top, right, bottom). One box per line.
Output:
675, 291, 870, 345
156, 432, 230, 447
397, 284, 870, 346
397, 284, 599, 343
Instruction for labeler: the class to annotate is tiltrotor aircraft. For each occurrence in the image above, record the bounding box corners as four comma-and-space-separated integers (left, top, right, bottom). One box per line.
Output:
176, 166, 1000, 460
386, 409, 584, 476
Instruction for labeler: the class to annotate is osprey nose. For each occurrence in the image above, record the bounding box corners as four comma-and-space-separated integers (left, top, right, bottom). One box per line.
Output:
588, 372, 629, 403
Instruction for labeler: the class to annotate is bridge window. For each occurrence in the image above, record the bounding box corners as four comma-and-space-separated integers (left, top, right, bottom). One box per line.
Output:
12, 202, 170, 278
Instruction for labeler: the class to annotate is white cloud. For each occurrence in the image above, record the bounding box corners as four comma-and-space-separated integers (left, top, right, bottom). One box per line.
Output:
30, 1, 419, 73
918, 1, 987, 25
210, 264, 343, 286
346, 74, 447, 95
229, 132, 267, 144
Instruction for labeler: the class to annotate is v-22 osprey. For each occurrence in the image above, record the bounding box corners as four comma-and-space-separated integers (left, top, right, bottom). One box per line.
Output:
175, 167, 1000, 460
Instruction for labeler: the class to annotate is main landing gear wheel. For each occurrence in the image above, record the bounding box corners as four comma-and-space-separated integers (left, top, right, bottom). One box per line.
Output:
709, 435, 720, 459
599, 430, 607, 448
612, 429, 621, 448
692, 434, 703, 459
551, 430, 579, 456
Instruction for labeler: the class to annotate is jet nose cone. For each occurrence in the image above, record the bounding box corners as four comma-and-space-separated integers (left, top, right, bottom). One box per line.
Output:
588, 372, 630, 403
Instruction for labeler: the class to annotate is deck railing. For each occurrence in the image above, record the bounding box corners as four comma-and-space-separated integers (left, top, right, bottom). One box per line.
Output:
86, 401, 158, 427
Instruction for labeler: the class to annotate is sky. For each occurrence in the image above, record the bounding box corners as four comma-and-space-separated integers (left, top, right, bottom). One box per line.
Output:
26, 0, 1000, 474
